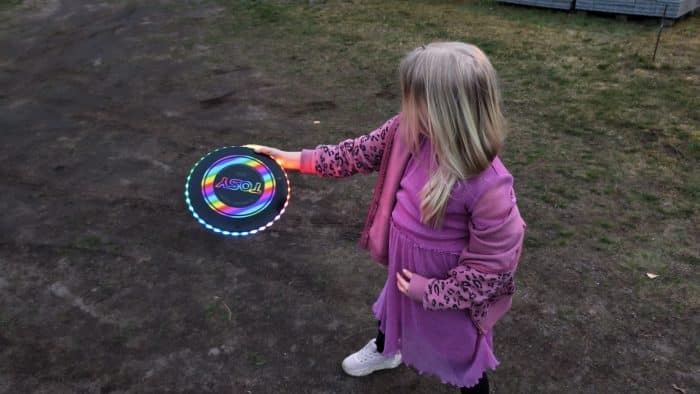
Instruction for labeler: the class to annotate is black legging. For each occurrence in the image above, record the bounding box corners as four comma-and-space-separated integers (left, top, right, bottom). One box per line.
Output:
375, 321, 490, 394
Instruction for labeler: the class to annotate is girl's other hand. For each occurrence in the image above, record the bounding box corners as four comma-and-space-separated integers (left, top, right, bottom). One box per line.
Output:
243, 144, 301, 171
396, 268, 413, 296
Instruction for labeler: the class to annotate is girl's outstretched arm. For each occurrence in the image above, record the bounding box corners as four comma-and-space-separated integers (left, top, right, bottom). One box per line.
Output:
247, 114, 399, 177
299, 114, 399, 178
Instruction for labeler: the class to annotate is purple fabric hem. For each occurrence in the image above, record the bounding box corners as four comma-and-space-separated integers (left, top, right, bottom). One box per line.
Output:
401, 356, 500, 389
369, 328, 501, 389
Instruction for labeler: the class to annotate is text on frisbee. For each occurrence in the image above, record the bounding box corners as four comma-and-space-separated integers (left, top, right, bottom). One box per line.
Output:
184, 146, 290, 236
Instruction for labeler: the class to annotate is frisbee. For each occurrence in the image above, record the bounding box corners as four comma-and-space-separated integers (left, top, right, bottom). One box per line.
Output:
184, 146, 290, 236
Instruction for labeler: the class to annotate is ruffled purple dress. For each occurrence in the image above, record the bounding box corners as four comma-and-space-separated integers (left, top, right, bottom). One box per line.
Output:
371, 140, 499, 388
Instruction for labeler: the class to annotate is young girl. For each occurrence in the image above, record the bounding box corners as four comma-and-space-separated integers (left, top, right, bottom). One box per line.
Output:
248, 42, 526, 393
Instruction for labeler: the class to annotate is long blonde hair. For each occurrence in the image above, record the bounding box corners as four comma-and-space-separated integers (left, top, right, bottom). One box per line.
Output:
399, 42, 506, 228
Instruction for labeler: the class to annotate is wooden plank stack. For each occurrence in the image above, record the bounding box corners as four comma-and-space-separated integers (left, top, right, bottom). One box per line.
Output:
498, 0, 699, 18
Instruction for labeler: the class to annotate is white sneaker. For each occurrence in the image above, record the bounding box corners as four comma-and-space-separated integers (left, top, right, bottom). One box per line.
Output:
341, 338, 402, 377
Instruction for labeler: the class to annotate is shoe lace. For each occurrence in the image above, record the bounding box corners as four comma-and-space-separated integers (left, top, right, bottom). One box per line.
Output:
357, 341, 381, 362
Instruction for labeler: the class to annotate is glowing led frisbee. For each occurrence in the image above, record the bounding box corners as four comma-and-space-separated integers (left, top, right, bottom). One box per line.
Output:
185, 146, 290, 236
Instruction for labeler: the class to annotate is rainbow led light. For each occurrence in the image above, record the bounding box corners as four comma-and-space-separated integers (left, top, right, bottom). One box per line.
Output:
201, 155, 276, 218
184, 146, 291, 237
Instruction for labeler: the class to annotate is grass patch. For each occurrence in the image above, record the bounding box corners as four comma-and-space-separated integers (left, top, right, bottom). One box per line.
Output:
204, 296, 234, 324
246, 351, 267, 367
75, 236, 104, 250
0, 0, 21, 10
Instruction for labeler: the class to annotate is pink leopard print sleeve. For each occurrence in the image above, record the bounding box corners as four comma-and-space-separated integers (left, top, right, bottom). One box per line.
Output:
304, 115, 398, 178
422, 175, 524, 312
423, 268, 515, 311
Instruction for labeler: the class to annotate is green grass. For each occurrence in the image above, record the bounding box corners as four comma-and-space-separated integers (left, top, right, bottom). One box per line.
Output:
75, 236, 104, 250
246, 351, 267, 367
0, 0, 21, 10
0, 313, 13, 327
204, 297, 234, 324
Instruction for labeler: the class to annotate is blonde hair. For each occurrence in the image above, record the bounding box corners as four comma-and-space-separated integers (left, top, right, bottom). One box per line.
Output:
399, 42, 506, 228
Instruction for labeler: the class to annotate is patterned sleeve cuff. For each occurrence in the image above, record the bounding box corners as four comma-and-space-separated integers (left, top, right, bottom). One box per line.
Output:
407, 273, 430, 304
299, 149, 316, 174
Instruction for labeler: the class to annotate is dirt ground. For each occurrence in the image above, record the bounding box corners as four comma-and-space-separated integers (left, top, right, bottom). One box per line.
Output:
0, 0, 698, 393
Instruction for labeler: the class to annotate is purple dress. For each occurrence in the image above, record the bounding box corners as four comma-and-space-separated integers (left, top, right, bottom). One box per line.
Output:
371, 140, 499, 388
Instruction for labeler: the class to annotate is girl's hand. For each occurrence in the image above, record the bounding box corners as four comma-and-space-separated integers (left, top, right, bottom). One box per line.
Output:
243, 144, 301, 171
396, 269, 413, 296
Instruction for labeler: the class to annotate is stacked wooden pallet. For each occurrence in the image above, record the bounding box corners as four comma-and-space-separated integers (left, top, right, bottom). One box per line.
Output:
499, 0, 573, 10
498, 0, 699, 18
